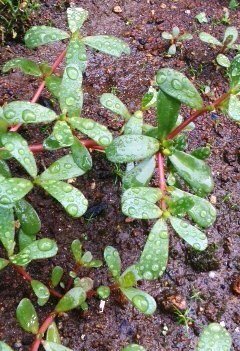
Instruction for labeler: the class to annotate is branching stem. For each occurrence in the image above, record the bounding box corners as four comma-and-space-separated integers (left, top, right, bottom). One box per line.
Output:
30, 313, 57, 351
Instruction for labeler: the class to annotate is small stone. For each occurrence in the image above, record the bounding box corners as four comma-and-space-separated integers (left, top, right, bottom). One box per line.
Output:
160, 3, 167, 8
210, 195, 217, 204
185, 10, 191, 14
158, 290, 187, 312
232, 275, 240, 295
113, 5, 122, 13
209, 271, 216, 278
220, 321, 226, 327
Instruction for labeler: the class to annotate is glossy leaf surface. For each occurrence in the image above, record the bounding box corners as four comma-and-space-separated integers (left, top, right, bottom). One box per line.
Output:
156, 68, 203, 109
216, 54, 230, 68
121, 287, 156, 315
83, 35, 130, 57
199, 32, 222, 46
223, 26, 238, 46
71, 239, 83, 263
18, 230, 36, 251
45, 75, 62, 99
0, 342, 14, 351
38, 180, 88, 217
106, 135, 159, 163
137, 219, 169, 280
55, 287, 86, 312
66, 37, 87, 72
191, 147, 211, 160
43, 342, 72, 351
124, 112, 143, 135
46, 322, 61, 344
16, 298, 39, 334
0, 207, 15, 255
0, 258, 9, 270
69, 117, 113, 147
0, 160, 11, 178
229, 54, 240, 87
170, 216, 208, 251
0, 178, 33, 208
10, 239, 58, 266
100, 93, 131, 119
71, 137, 92, 172
122, 345, 146, 351
67, 7, 88, 33
2, 58, 42, 77
1, 133, 37, 177
31, 280, 50, 306
51, 266, 64, 287
227, 95, 240, 121
52, 121, 74, 147
104, 246, 121, 279
2, 101, 57, 125
196, 323, 232, 351
122, 156, 155, 190
169, 150, 214, 196
157, 90, 181, 139
15, 199, 41, 235
24, 26, 69, 48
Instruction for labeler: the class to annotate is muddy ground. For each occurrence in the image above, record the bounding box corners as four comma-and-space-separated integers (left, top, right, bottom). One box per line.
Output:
0, 0, 239, 350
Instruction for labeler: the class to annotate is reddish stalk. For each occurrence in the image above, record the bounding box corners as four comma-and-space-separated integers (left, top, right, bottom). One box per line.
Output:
10, 48, 67, 132
30, 313, 57, 351
157, 152, 167, 211
167, 91, 231, 140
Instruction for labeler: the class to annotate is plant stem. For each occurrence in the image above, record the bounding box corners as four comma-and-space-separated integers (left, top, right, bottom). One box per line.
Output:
157, 152, 167, 211
167, 90, 231, 140
30, 312, 57, 351
9, 48, 67, 133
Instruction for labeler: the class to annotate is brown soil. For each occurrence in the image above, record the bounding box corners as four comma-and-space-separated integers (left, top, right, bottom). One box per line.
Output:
0, 1, 239, 350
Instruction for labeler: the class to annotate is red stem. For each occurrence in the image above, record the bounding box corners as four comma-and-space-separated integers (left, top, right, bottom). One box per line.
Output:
157, 152, 167, 211
9, 49, 67, 133
30, 313, 56, 351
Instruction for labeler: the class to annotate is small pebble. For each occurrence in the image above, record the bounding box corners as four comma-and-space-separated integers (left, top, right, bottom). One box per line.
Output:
209, 271, 216, 278
113, 5, 122, 13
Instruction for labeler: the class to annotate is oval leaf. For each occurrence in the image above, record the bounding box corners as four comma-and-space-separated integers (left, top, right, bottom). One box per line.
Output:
51, 266, 64, 288
196, 323, 232, 351
16, 298, 39, 334
227, 94, 240, 121
43, 341, 72, 351
122, 345, 146, 351
199, 32, 222, 46
31, 280, 50, 306
106, 135, 159, 163
0, 178, 33, 208
71, 239, 83, 263
216, 54, 230, 68
121, 287, 156, 315
66, 37, 87, 72
46, 322, 61, 344
169, 150, 214, 196
67, 7, 88, 33
100, 93, 131, 119
45, 75, 62, 99
122, 198, 161, 219
156, 68, 203, 109
0, 342, 14, 351
170, 216, 208, 251
137, 219, 169, 280
229, 54, 240, 87
104, 246, 121, 279
83, 35, 130, 57
52, 121, 74, 147
18, 229, 36, 251
122, 187, 162, 204
2, 58, 42, 77
124, 112, 143, 135
38, 180, 88, 217
69, 117, 113, 147
15, 199, 41, 235
223, 26, 238, 46
55, 287, 86, 313
1, 133, 37, 177
71, 137, 92, 172
2, 101, 57, 125
0, 207, 15, 255
24, 26, 69, 48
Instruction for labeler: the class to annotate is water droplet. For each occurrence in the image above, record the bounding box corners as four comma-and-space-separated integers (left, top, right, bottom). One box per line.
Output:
18, 149, 25, 155
0, 195, 11, 204
5, 142, 14, 151
64, 163, 72, 169
4, 110, 15, 120
180, 220, 188, 228
67, 204, 78, 216
159, 231, 168, 239
66, 66, 79, 80
50, 164, 60, 173
22, 109, 36, 122
81, 119, 94, 130
143, 271, 153, 279
37, 239, 54, 251
66, 97, 75, 106
152, 264, 159, 272
132, 295, 149, 312
200, 210, 207, 218
99, 136, 110, 146
157, 73, 167, 84
172, 79, 182, 90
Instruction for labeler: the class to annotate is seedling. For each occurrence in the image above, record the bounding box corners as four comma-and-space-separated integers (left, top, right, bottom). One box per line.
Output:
162, 26, 193, 55
196, 323, 232, 351
199, 26, 240, 68
174, 307, 193, 332
195, 12, 208, 24
229, 0, 239, 10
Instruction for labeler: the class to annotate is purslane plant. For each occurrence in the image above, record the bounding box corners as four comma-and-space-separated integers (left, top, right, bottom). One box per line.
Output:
199, 26, 240, 68
162, 26, 193, 55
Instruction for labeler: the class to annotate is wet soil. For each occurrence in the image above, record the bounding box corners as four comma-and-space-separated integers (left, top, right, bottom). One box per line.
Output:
0, 0, 240, 350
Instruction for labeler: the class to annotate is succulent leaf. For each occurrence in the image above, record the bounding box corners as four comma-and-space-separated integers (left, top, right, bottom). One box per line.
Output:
55, 287, 86, 313
67, 7, 88, 33
15, 199, 41, 235
104, 246, 121, 279
196, 323, 232, 351
2, 58, 42, 77
121, 287, 156, 315
16, 298, 39, 334
24, 26, 69, 49
83, 35, 130, 57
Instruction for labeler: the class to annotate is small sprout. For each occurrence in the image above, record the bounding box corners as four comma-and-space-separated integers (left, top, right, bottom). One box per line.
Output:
51, 266, 64, 288
195, 12, 208, 24
97, 286, 111, 300
162, 26, 193, 56
31, 280, 50, 306
229, 0, 239, 10
46, 322, 61, 344
174, 307, 193, 332
196, 323, 232, 351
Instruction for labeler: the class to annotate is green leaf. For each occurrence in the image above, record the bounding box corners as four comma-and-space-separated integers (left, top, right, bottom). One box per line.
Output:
97, 286, 110, 300
55, 287, 86, 313
168, 44, 177, 55
15, 199, 41, 235
66, 37, 87, 72
156, 68, 203, 109
0, 258, 9, 270
122, 345, 146, 351
121, 287, 156, 315
227, 94, 240, 121
46, 322, 61, 344
45, 75, 62, 99
38, 180, 88, 217
100, 93, 131, 119
216, 54, 230, 68
2, 58, 42, 77
169, 150, 214, 196
141, 88, 158, 110
52, 121, 74, 147
170, 216, 208, 250
2, 101, 57, 125
121, 187, 162, 219
199, 32, 223, 46
67, 7, 88, 33
124, 112, 143, 135
229, 54, 240, 87
0, 118, 9, 134
71, 239, 83, 263
191, 146, 211, 160
169, 196, 194, 215
0, 160, 11, 178
59, 64, 83, 117
119, 271, 136, 288
51, 266, 64, 287
172, 26, 180, 37
0, 178, 33, 208
69, 117, 113, 147
31, 280, 50, 306
195, 12, 208, 24
157, 90, 181, 139
104, 246, 121, 279
18, 229, 36, 251
43, 341, 72, 351
71, 137, 92, 172
74, 277, 94, 292
106, 135, 159, 163
0, 207, 15, 255
122, 156, 156, 190
162, 32, 173, 39
196, 323, 232, 351
178, 33, 193, 41
82, 35, 130, 57
81, 251, 92, 264
0, 342, 14, 351
137, 219, 169, 280
10, 239, 58, 266
43, 135, 62, 151
1, 133, 37, 177
223, 26, 238, 46
24, 26, 69, 49
16, 298, 39, 334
